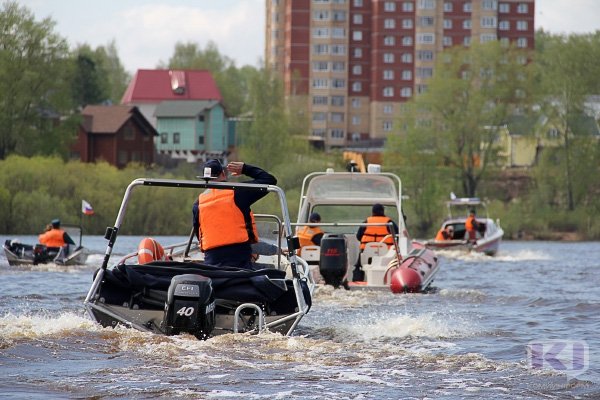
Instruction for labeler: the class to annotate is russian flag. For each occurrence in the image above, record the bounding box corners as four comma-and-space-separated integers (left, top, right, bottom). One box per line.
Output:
82, 200, 94, 215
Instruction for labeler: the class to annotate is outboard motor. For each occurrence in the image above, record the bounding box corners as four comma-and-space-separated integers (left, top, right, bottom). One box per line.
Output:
162, 274, 215, 340
319, 234, 348, 288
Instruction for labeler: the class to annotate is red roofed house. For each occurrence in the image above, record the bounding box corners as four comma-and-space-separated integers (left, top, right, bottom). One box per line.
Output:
71, 105, 157, 168
121, 69, 229, 164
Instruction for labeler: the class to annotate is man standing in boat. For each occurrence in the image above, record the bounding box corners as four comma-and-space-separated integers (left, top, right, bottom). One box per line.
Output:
465, 209, 480, 243
357, 204, 398, 250
192, 159, 277, 269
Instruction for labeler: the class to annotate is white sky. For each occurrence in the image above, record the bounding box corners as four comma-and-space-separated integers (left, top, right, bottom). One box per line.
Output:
15, 0, 600, 75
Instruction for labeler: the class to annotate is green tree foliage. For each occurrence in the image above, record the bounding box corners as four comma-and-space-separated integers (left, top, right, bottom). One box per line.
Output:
535, 31, 600, 211
165, 41, 255, 116
389, 42, 536, 198
0, 1, 71, 159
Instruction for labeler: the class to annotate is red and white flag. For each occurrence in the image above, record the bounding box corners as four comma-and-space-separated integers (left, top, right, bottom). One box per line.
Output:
82, 200, 94, 215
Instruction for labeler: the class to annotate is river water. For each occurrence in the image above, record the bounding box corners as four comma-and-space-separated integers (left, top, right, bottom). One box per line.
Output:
0, 236, 598, 399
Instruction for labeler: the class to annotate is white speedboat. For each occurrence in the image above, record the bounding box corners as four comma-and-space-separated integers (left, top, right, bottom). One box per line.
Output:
295, 166, 440, 293
423, 196, 504, 256
84, 178, 313, 339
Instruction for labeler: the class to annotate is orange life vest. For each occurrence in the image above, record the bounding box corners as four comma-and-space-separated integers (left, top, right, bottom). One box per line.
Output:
38, 228, 66, 248
435, 229, 450, 241
360, 216, 395, 250
297, 226, 324, 248
137, 237, 167, 264
198, 189, 258, 251
465, 215, 477, 231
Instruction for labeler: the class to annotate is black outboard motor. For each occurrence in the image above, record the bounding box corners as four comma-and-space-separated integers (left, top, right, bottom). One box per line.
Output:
319, 234, 348, 288
162, 274, 215, 340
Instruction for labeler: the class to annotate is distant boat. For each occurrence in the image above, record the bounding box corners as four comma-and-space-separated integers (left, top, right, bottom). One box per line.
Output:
423, 196, 504, 256
3, 224, 88, 266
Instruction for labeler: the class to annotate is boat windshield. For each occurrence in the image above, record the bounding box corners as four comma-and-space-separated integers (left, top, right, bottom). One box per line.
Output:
306, 174, 398, 204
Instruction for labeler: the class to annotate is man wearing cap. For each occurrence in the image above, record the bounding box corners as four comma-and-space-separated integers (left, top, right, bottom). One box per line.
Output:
297, 212, 325, 248
465, 209, 480, 243
192, 159, 277, 269
38, 219, 75, 248
356, 203, 398, 250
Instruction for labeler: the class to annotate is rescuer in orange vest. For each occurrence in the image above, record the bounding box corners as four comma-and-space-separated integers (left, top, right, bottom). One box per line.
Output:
38, 219, 75, 248
465, 209, 480, 243
192, 159, 277, 269
435, 225, 454, 241
297, 212, 325, 248
357, 203, 398, 250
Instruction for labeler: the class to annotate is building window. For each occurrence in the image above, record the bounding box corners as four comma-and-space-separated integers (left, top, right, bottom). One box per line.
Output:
383, 121, 393, 131
383, 70, 394, 80
313, 10, 330, 21
331, 112, 344, 122
313, 78, 329, 88
118, 150, 127, 165
353, 31, 363, 41
417, 33, 435, 44
352, 98, 361, 108
330, 129, 345, 139
160, 132, 168, 144
517, 20, 528, 30
312, 129, 326, 137
401, 88, 412, 97
353, 14, 363, 24
332, 78, 346, 88
352, 65, 362, 75
482, 0, 497, 10
499, 37, 510, 47
499, 20, 510, 30
384, 18, 396, 29
419, 16, 434, 27
354, 48, 363, 58
401, 53, 413, 62
352, 115, 361, 125
517, 37, 528, 48
352, 82, 362, 92
464, 36, 471, 46
402, 36, 413, 45
416, 84, 428, 94
313, 27, 329, 38
331, 45, 346, 55
332, 61, 345, 71
313, 61, 329, 71
332, 27, 346, 38
333, 11, 347, 21
418, 0, 435, 9
464, 2, 472, 12
384, 1, 396, 11
443, 2, 452, 12
463, 19, 472, 29
354, 0, 363, 6
383, 53, 395, 63
384, 35, 396, 46
402, 70, 412, 80
123, 126, 134, 140
480, 34, 496, 43
443, 36, 452, 46
517, 3, 528, 13
383, 87, 394, 97
173, 132, 180, 144
313, 112, 327, 122
416, 68, 433, 78
443, 19, 452, 29
383, 104, 393, 114
418, 50, 434, 61
481, 17, 497, 28
499, 3, 509, 13
313, 96, 328, 105
402, 2, 414, 12
314, 44, 329, 55
198, 135, 204, 145
331, 96, 345, 106
402, 18, 413, 29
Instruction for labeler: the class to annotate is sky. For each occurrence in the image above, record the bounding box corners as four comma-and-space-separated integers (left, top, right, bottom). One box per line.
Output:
15, 0, 600, 75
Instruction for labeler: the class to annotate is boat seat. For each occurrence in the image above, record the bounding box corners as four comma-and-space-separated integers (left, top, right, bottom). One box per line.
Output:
300, 245, 320, 264
360, 242, 389, 266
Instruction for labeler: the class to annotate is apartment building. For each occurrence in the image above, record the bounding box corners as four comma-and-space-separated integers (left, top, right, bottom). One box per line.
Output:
266, 0, 535, 149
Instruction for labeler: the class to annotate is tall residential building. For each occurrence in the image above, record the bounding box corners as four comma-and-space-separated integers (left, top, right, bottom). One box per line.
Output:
266, 0, 535, 149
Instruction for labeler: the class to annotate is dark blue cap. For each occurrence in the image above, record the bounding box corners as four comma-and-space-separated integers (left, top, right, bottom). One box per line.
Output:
202, 159, 224, 178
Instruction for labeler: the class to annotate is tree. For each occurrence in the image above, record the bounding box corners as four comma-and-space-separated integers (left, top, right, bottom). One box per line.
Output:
389, 41, 535, 198
0, 1, 71, 159
535, 31, 600, 211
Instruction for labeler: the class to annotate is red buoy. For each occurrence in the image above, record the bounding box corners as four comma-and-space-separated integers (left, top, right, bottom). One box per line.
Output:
389, 267, 422, 293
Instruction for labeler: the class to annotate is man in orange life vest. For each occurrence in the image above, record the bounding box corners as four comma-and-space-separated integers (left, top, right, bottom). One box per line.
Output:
38, 219, 75, 248
297, 212, 325, 248
465, 209, 480, 243
356, 203, 398, 250
192, 159, 277, 269
435, 225, 454, 241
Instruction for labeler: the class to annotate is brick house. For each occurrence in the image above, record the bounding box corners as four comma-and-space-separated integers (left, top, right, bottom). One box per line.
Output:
71, 105, 157, 168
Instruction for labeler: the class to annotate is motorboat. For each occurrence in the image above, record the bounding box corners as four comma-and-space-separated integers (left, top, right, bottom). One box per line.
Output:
423, 196, 504, 256
84, 178, 313, 340
3, 224, 88, 266
295, 165, 440, 293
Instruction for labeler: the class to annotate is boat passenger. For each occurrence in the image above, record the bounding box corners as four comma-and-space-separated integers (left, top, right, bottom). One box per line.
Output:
357, 203, 398, 250
297, 212, 325, 249
435, 226, 454, 241
465, 209, 480, 243
192, 159, 277, 269
38, 219, 75, 249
